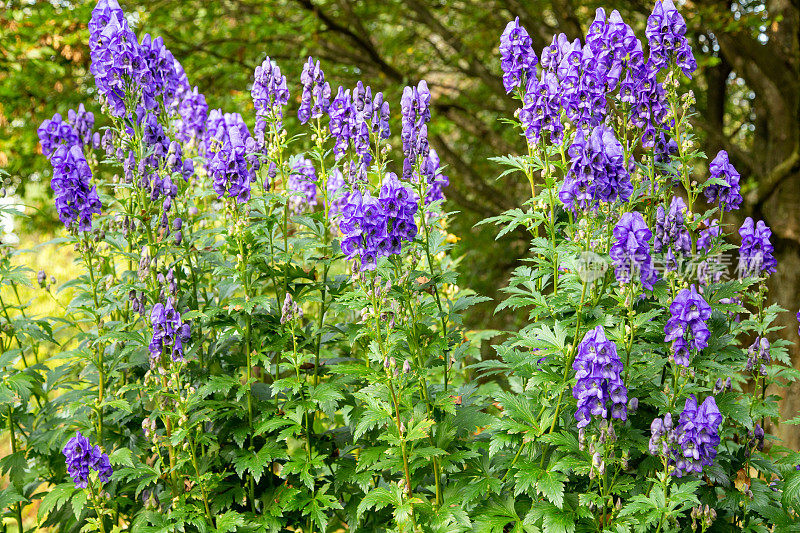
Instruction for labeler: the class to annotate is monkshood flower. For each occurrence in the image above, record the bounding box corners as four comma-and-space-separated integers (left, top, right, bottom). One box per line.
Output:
746, 337, 771, 374
419, 148, 450, 205
572, 325, 627, 429
646, 0, 697, 78
67, 104, 95, 147
50, 145, 102, 231
253, 57, 289, 143
139, 33, 183, 111
499, 17, 537, 93
288, 157, 318, 214
649, 413, 676, 457
664, 285, 711, 366
371, 91, 391, 140
326, 168, 347, 219
697, 219, 724, 286
177, 86, 208, 143
328, 86, 355, 161
557, 40, 607, 129
208, 123, 259, 203
619, 61, 669, 147
738, 217, 777, 276
401, 80, 432, 179
520, 70, 563, 144
298, 56, 331, 124
339, 173, 418, 271
653, 131, 678, 164
559, 125, 631, 212
62, 431, 113, 488
654, 196, 691, 271
672, 395, 722, 477
378, 172, 419, 254
610, 211, 657, 290
586, 8, 643, 92
540, 33, 569, 73
705, 150, 742, 211
149, 297, 191, 362
38, 113, 80, 157
88, 0, 153, 116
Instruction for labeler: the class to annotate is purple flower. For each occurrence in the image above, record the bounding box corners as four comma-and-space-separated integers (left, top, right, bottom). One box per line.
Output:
696, 219, 723, 286
586, 9, 643, 92
252, 57, 289, 144
328, 86, 354, 161
738, 217, 777, 276
88, 0, 153, 116
177, 86, 208, 143
149, 298, 190, 362
401, 80, 431, 179
62, 431, 113, 488
339, 173, 418, 271
610, 211, 657, 290
672, 395, 722, 477
572, 325, 627, 429
419, 148, 450, 205
499, 17, 537, 93
557, 38, 607, 129
746, 336, 771, 373
520, 70, 563, 144
288, 157, 318, 214
50, 145, 102, 231
371, 91, 391, 140
619, 62, 669, 147
649, 413, 676, 457
207, 118, 259, 203
646, 0, 697, 78
67, 104, 96, 147
705, 150, 742, 211
664, 285, 711, 366
654, 197, 691, 271
38, 113, 80, 157
139, 33, 185, 112
298, 56, 331, 124
559, 125, 631, 212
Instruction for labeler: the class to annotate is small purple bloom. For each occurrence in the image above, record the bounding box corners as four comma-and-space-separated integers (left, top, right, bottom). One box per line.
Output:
664, 285, 711, 366
654, 197, 691, 271
672, 395, 722, 477
559, 125, 631, 212
298, 56, 331, 124
705, 150, 742, 211
610, 211, 657, 290
38, 113, 80, 157
738, 217, 777, 276
49, 145, 102, 231
572, 325, 627, 429
149, 297, 190, 362
62, 431, 113, 488
499, 17, 537, 93
646, 0, 697, 78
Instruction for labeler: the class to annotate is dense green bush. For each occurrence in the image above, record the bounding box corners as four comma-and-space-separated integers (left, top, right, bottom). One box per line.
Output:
3, 1, 800, 532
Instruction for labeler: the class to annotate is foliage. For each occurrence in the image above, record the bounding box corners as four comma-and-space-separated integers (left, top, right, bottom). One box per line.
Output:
2, 1, 800, 532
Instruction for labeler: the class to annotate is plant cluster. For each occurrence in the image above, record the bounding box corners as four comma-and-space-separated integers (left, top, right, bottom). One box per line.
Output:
2, 1, 800, 532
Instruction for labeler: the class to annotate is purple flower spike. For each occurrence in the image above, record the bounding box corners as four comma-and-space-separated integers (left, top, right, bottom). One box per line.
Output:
559, 125, 631, 212
738, 217, 777, 277
664, 285, 711, 366
672, 395, 722, 477
62, 431, 113, 488
646, 0, 697, 78
572, 325, 627, 429
288, 158, 318, 214
705, 150, 742, 211
298, 56, 331, 124
654, 197, 691, 272
610, 211, 657, 290
499, 17, 537, 93
149, 297, 191, 362
50, 145, 102, 231
38, 113, 80, 157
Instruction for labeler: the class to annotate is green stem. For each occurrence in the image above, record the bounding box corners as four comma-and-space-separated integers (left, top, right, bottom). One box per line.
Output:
7, 406, 24, 533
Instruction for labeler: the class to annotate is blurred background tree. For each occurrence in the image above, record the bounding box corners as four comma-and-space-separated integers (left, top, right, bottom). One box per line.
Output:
2, 0, 799, 444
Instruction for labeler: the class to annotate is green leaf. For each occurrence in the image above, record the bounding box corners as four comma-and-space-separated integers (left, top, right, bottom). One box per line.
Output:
38, 483, 76, 522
